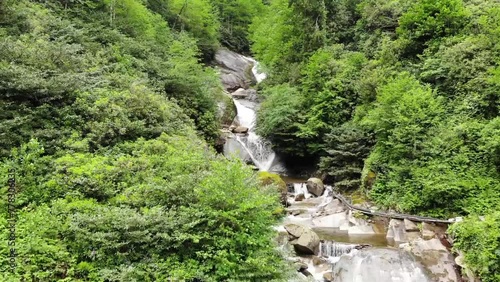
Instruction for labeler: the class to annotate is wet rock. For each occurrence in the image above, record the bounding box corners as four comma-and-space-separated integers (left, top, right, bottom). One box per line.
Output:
409, 238, 460, 282
231, 88, 247, 98
232, 126, 249, 133
284, 223, 320, 255
223, 137, 251, 164
295, 193, 305, 202
301, 269, 313, 277
231, 88, 258, 100
422, 222, 436, 240
306, 178, 325, 197
295, 262, 308, 271
321, 198, 346, 215
333, 248, 430, 281
312, 256, 326, 266
323, 271, 334, 282
313, 212, 348, 229
386, 219, 408, 243
399, 243, 412, 252
215, 49, 256, 91
404, 219, 419, 232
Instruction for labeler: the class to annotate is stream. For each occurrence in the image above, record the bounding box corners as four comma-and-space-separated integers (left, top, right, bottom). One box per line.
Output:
217, 50, 457, 282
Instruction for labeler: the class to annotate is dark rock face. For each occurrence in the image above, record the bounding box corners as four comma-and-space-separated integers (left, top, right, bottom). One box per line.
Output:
215, 49, 256, 91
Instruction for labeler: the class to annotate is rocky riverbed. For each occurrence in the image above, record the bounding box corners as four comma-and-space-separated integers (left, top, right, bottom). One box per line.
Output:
212, 48, 464, 282
279, 178, 462, 282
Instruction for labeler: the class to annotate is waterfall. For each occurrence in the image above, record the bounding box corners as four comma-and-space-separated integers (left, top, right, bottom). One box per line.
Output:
319, 241, 357, 258
332, 248, 430, 282
292, 183, 311, 198
229, 57, 283, 172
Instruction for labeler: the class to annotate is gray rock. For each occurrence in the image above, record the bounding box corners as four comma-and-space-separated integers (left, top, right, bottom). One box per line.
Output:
404, 219, 419, 232
410, 238, 460, 282
312, 256, 326, 266
295, 193, 305, 202
306, 178, 325, 197
232, 126, 249, 133
422, 229, 435, 240
231, 88, 258, 101
323, 271, 334, 282
284, 223, 320, 255
386, 219, 408, 243
215, 49, 256, 91
421, 222, 436, 240
231, 88, 247, 98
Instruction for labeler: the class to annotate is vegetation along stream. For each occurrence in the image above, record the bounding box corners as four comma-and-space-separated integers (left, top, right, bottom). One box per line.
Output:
1, 0, 499, 281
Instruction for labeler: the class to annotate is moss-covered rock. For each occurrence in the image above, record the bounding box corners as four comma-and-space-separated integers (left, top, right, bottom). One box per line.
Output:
258, 171, 287, 205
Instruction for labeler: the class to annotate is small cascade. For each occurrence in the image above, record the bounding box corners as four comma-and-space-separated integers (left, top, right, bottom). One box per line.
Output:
292, 183, 310, 198
233, 99, 278, 171
332, 248, 430, 282
250, 59, 267, 83
228, 58, 283, 172
319, 241, 357, 258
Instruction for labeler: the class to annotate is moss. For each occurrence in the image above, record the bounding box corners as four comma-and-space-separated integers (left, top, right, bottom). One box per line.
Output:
350, 189, 369, 205
353, 210, 369, 220
217, 92, 237, 127
258, 171, 287, 204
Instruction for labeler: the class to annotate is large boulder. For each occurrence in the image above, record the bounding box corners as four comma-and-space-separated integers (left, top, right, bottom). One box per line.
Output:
284, 223, 320, 255
421, 222, 437, 240
231, 88, 258, 100
409, 238, 460, 282
232, 126, 249, 134
323, 271, 334, 282
215, 49, 256, 91
404, 219, 419, 232
306, 178, 325, 197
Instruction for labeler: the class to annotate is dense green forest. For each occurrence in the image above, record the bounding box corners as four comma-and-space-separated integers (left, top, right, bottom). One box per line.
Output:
251, 0, 500, 280
0, 0, 287, 281
2, 0, 500, 281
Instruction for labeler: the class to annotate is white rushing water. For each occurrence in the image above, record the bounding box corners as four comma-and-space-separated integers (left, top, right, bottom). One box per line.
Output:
231, 57, 282, 172
332, 249, 430, 282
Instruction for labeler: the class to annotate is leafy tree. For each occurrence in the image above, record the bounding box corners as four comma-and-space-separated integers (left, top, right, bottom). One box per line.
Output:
396, 0, 470, 57
209, 0, 265, 53
450, 212, 500, 282
319, 123, 373, 190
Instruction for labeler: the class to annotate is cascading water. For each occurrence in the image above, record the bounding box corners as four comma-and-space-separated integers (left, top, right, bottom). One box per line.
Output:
231, 58, 282, 172
332, 249, 430, 282
319, 241, 357, 258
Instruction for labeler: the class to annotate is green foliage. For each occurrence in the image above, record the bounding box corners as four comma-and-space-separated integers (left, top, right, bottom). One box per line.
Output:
0, 0, 289, 281
396, 0, 470, 56
250, 0, 500, 279
147, 0, 220, 59
257, 171, 287, 205
209, 0, 265, 53
450, 213, 500, 282
249, 0, 297, 81
256, 83, 304, 151
319, 123, 373, 190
